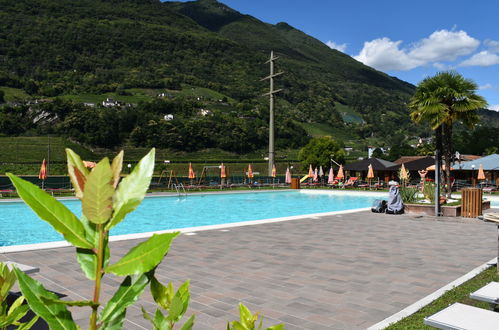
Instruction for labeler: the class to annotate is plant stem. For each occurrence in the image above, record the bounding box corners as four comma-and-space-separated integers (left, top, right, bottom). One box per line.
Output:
89, 224, 105, 330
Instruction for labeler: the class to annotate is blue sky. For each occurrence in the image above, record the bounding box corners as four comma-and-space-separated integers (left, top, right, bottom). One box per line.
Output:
169, 0, 499, 110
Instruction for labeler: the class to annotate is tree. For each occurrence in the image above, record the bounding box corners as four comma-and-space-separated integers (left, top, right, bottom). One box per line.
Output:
371, 147, 384, 159
409, 71, 487, 198
298, 136, 345, 171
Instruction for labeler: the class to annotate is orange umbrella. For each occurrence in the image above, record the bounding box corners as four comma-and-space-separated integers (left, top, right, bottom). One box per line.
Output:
188, 162, 195, 179
477, 164, 485, 180
247, 164, 254, 178
271, 164, 277, 178
39, 159, 47, 190
38, 159, 47, 180
426, 164, 453, 171
337, 165, 344, 180
220, 163, 226, 178
308, 164, 314, 178
367, 164, 374, 179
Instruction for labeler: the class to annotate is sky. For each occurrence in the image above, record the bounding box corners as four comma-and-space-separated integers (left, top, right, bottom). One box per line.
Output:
169, 0, 499, 111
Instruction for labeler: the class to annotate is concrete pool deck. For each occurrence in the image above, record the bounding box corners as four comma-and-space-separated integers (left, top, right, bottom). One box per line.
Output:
1, 209, 498, 329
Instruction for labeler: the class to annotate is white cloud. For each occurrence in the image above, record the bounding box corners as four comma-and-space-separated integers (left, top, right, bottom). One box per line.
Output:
479, 83, 493, 90
326, 41, 347, 52
354, 38, 422, 71
460, 51, 499, 67
488, 104, 499, 111
408, 30, 479, 62
354, 29, 480, 71
484, 39, 499, 52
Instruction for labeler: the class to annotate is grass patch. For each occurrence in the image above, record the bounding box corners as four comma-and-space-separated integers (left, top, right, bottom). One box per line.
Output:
0, 86, 31, 102
336, 103, 364, 124
386, 265, 499, 329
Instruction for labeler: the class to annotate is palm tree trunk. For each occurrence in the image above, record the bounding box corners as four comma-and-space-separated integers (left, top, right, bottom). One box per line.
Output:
435, 126, 442, 216
443, 123, 453, 199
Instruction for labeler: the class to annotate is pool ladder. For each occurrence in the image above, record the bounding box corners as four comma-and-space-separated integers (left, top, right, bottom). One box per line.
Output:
173, 183, 187, 197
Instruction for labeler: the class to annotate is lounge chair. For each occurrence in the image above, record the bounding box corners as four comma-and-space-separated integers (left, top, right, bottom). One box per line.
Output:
424, 302, 499, 330
469, 281, 499, 309
343, 177, 358, 189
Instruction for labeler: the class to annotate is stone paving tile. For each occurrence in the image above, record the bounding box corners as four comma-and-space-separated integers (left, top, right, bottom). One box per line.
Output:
1, 210, 497, 329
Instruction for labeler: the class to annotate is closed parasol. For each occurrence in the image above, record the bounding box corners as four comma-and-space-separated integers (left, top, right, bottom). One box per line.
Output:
39, 159, 47, 189
477, 164, 485, 180
220, 163, 226, 178
337, 165, 344, 180
271, 164, 277, 178
308, 164, 314, 178
328, 167, 334, 184
313, 167, 318, 182
188, 162, 195, 179
247, 164, 254, 178
285, 167, 292, 184
367, 164, 374, 179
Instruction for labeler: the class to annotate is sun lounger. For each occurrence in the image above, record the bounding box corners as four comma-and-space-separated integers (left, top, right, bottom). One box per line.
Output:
4, 261, 40, 274
424, 302, 499, 330
470, 281, 499, 309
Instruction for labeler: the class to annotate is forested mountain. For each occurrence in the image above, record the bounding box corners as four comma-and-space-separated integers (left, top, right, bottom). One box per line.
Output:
0, 0, 495, 155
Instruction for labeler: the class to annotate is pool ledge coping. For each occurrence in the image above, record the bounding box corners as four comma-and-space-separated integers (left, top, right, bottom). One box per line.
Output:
0, 207, 370, 254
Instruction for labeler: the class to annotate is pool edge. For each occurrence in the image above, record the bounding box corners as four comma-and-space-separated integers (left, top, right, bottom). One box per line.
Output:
0, 207, 370, 254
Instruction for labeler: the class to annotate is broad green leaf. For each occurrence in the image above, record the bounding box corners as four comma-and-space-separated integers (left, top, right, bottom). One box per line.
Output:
7, 296, 25, 315
0, 262, 17, 298
40, 297, 96, 307
17, 316, 40, 330
180, 314, 195, 330
98, 273, 150, 324
14, 268, 78, 330
150, 276, 170, 310
141, 306, 153, 322
100, 310, 126, 330
167, 281, 191, 322
105, 232, 179, 276
7, 174, 93, 249
153, 309, 169, 330
0, 297, 29, 327
239, 303, 255, 326
66, 148, 89, 199
266, 325, 284, 330
76, 216, 109, 280
82, 158, 114, 224
107, 148, 155, 230
111, 151, 124, 188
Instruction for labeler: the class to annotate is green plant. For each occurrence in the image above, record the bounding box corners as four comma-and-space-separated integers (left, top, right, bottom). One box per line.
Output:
142, 278, 194, 329
0, 262, 38, 329
423, 181, 436, 203
227, 303, 284, 330
7, 148, 185, 329
399, 186, 418, 203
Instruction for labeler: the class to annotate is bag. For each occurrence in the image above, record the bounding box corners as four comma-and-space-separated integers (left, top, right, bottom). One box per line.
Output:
386, 208, 404, 215
371, 199, 387, 213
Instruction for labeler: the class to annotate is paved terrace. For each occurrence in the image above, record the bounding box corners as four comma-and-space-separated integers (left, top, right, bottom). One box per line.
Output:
1, 210, 497, 329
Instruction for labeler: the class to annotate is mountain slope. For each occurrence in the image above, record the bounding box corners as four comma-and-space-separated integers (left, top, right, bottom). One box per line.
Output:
0, 0, 425, 152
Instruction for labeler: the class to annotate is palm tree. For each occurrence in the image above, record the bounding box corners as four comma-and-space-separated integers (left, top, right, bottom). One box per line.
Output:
409, 71, 487, 200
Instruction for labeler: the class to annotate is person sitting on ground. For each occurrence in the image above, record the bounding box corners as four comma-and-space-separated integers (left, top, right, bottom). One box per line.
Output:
386, 180, 404, 214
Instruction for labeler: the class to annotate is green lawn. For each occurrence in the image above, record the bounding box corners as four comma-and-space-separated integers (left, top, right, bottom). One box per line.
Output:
386, 265, 499, 329
0, 86, 31, 102
336, 103, 364, 124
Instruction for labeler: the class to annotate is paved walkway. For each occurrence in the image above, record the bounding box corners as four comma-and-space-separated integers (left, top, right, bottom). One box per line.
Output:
1, 211, 497, 329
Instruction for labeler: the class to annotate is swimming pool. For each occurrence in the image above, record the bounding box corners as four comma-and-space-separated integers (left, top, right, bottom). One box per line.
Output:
0, 190, 381, 247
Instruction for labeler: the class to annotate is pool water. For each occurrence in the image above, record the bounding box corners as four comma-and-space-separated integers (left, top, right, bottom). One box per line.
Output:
0, 190, 379, 247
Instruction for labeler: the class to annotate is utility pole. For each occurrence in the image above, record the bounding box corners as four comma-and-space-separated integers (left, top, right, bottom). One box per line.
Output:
261, 51, 283, 176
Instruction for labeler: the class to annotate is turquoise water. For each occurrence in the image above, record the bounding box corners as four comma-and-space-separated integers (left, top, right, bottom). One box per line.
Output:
0, 191, 378, 246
